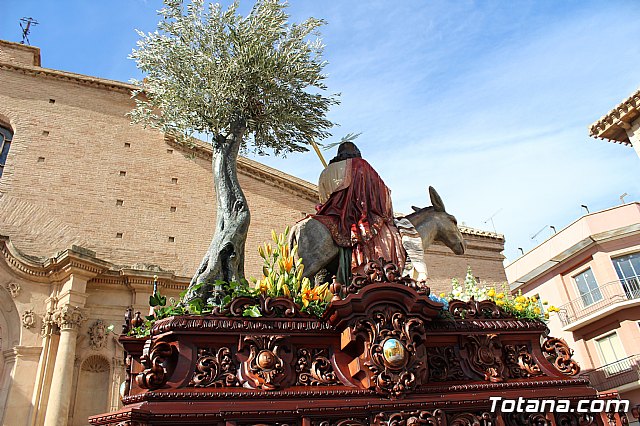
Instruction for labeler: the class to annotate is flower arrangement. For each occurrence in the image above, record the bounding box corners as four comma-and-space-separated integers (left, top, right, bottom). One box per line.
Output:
248, 226, 333, 316
447, 267, 560, 321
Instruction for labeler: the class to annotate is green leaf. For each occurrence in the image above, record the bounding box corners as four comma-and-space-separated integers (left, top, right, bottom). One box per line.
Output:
242, 305, 262, 318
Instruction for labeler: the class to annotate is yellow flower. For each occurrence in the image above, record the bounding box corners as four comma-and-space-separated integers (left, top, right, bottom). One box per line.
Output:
496, 300, 505, 307
548, 306, 560, 313
258, 279, 268, 294
515, 296, 526, 304
496, 293, 505, 299
487, 288, 496, 298
440, 293, 445, 298
515, 303, 524, 311
533, 307, 541, 315
282, 284, 291, 298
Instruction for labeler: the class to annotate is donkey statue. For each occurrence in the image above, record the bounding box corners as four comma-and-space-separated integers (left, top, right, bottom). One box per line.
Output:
290, 186, 466, 280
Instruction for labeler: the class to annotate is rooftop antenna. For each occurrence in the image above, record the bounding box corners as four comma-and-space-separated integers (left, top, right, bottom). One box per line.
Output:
518, 248, 524, 256
20, 17, 39, 45
482, 208, 503, 233
530, 225, 551, 243
620, 192, 628, 205
581, 204, 590, 214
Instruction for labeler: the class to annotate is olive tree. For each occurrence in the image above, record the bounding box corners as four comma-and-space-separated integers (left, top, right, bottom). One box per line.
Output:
130, 0, 338, 304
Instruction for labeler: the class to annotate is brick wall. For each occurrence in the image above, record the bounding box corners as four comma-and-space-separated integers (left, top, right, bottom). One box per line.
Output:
0, 40, 505, 285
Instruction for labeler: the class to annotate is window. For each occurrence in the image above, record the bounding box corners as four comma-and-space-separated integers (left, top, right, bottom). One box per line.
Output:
595, 332, 627, 375
612, 252, 640, 299
574, 268, 602, 307
0, 125, 13, 179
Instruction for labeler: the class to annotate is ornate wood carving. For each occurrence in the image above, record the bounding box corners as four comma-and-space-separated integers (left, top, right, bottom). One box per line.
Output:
448, 297, 512, 320
188, 347, 239, 388
374, 409, 446, 425
238, 335, 293, 390
136, 341, 176, 390
347, 258, 430, 296
216, 295, 310, 318
541, 336, 580, 376
502, 413, 550, 426
555, 412, 596, 425
459, 334, 505, 382
503, 344, 543, 378
426, 346, 467, 382
312, 420, 369, 426
295, 348, 340, 386
347, 307, 427, 398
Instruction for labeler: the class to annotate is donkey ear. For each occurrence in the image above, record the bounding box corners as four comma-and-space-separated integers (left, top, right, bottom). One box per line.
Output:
429, 186, 445, 212
411, 206, 421, 212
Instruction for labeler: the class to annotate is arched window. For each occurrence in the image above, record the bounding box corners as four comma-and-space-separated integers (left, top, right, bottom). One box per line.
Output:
0, 125, 12, 179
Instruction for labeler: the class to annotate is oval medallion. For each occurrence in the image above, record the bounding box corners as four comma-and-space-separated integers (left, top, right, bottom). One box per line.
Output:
382, 338, 406, 367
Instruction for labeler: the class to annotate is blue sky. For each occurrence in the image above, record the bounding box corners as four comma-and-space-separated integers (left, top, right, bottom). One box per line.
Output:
3, 0, 640, 264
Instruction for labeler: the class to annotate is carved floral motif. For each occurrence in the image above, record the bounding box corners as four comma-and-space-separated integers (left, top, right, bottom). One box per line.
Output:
5, 282, 20, 297
52, 305, 85, 331
448, 297, 511, 320
238, 335, 292, 390
295, 348, 340, 386
313, 420, 368, 426
89, 319, 108, 350
374, 409, 494, 426
347, 258, 430, 296
188, 347, 239, 388
503, 344, 543, 378
136, 341, 176, 390
426, 346, 467, 382
21, 309, 36, 329
349, 307, 427, 398
542, 337, 580, 376
459, 334, 505, 382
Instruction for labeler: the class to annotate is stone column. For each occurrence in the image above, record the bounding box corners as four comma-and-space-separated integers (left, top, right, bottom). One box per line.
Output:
43, 305, 84, 426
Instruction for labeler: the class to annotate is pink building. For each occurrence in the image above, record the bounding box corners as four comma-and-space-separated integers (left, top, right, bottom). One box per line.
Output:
505, 203, 640, 423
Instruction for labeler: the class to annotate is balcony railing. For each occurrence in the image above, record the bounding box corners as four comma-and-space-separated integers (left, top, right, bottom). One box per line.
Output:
584, 354, 640, 392
558, 277, 640, 326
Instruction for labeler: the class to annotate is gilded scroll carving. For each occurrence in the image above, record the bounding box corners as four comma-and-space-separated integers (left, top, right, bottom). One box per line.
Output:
188, 347, 238, 388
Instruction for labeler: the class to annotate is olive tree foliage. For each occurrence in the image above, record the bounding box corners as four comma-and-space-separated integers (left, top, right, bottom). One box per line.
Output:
129, 0, 339, 304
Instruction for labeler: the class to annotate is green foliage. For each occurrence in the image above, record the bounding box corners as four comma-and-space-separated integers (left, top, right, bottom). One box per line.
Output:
130, 0, 339, 154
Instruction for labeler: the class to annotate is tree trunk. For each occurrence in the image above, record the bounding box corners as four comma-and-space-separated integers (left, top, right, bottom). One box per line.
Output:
184, 127, 250, 304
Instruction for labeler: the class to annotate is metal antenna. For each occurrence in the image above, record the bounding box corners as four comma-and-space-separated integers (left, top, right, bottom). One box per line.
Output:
530, 225, 551, 243
20, 17, 39, 45
620, 192, 628, 205
482, 208, 503, 234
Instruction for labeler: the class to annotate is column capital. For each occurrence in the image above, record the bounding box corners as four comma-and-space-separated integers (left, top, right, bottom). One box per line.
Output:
52, 305, 85, 331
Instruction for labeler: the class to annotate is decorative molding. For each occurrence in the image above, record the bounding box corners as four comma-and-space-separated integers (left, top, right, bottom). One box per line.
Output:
152, 315, 331, 335
136, 341, 176, 390
589, 88, 640, 145
52, 305, 85, 331
347, 306, 427, 398
82, 354, 110, 373
542, 336, 580, 376
238, 335, 293, 391
188, 347, 239, 388
503, 344, 543, 379
295, 348, 340, 386
459, 334, 505, 382
89, 319, 108, 350
426, 346, 467, 382
5, 281, 20, 297
347, 258, 430, 296
21, 309, 36, 329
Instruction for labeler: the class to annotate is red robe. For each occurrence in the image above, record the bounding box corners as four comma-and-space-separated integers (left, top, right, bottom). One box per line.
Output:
313, 158, 405, 272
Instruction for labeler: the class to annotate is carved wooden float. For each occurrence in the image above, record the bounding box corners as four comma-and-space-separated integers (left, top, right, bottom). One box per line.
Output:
90, 259, 628, 426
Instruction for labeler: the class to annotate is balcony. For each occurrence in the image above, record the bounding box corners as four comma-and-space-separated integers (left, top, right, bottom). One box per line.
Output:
558, 277, 640, 327
584, 354, 640, 392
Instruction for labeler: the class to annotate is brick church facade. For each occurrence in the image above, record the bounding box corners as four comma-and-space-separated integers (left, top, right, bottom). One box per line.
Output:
0, 39, 505, 425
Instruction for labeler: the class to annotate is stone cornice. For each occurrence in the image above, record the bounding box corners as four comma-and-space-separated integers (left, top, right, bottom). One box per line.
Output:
0, 61, 135, 94
589, 88, 640, 145
164, 135, 319, 204
0, 236, 111, 282
0, 40, 41, 66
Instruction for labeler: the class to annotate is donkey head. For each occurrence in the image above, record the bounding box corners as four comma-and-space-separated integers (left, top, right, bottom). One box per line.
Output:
407, 187, 466, 255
